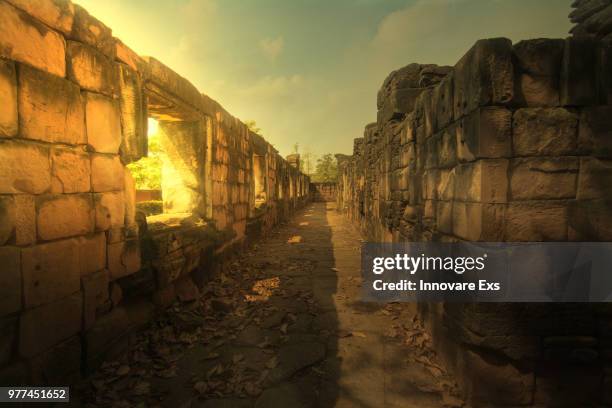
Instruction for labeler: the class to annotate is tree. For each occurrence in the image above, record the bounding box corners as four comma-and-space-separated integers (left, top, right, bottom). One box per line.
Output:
245, 120, 262, 135
300, 149, 316, 175
126, 132, 163, 190
312, 154, 338, 183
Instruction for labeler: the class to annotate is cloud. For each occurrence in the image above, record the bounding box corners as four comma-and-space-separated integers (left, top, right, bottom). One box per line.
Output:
259, 36, 285, 61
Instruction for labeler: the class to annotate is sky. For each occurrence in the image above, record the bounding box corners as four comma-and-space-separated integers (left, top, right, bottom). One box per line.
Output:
76, 0, 572, 159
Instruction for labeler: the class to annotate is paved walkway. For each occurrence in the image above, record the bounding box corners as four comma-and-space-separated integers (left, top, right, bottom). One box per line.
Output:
80, 202, 462, 407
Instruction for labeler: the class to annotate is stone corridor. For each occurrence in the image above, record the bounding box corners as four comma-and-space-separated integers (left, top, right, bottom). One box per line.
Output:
77, 202, 462, 408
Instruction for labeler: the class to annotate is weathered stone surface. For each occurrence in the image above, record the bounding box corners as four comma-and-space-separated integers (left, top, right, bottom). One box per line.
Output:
115, 39, 144, 72
453, 38, 514, 118
22, 238, 80, 308
77, 233, 107, 276
18, 64, 85, 144
82, 269, 109, 330
108, 239, 140, 280
569, 199, 612, 241
0, 140, 51, 194
69, 5, 115, 58
0, 247, 21, 317
578, 106, 612, 158
455, 159, 508, 203
67, 41, 118, 96
85, 93, 122, 153
452, 202, 505, 241
510, 158, 578, 200
577, 157, 612, 200
513, 39, 564, 107
144, 57, 203, 110
0, 1, 66, 77
36, 194, 94, 241
513, 108, 577, 156
124, 171, 137, 230
91, 154, 124, 192
561, 37, 598, 106
6, 0, 74, 34
458, 107, 512, 162
505, 202, 568, 241
94, 192, 125, 231
13, 195, 36, 245
118, 64, 147, 163
20, 292, 82, 357
0, 59, 18, 138
51, 148, 91, 193
174, 276, 200, 302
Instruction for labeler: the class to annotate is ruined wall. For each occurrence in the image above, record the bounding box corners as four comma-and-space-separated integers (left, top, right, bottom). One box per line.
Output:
570, 0, 612, 40
337, 34, 612, 406
0, 0, 309, 384
310, 182, 337, 202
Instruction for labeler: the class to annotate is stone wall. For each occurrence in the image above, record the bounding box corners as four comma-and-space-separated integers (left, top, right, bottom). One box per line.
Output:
310, 182, 337, 202
570, 0, 612, 40
0, 0, 309, 385
337, 35, 612, 406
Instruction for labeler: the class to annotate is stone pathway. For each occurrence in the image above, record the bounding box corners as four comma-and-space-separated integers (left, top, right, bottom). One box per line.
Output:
78, 202, 463, 407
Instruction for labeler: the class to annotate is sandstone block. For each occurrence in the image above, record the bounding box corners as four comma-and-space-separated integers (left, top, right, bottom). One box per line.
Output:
377, 87, 425, 123
0, 1, 66, 77
0, 196, 14, 246
124, 171, 137, 230
51, 148, 91, 193
115, 39, 144, 72
85, 92, 122, 153
455, 160, 508, 203
94, 192, 125, 231
561, 37, 598, 106
108, 239, 140, 280
6, 0, 74, 34
20, 292, 82, 357
458, 107, 511, 162
452, 202, 505, 241
77, 233, 107, 276
505, 202, 568, 241
67, 41, 117, 96
0, 60, 17, 138
577, 157, 612, 199
437, 168, 455, 201
36, 194, 94, 241
91, 154, 124, 192
600, 41, 612, 105
174, 276, 200, 302
13, 195, 36, 245
513, 108, 577, 156
0, 140, 51, 194
143, 57, 203, 111
436, 201, 453, 234
0, 247, 21, 317
69, 5, 115, 58
513, 39, 564, 107
434, 73, 454, 129
510, 158, 578, 200
18, 64, 85, 144
439, 126, 457, 168
82, 269, 109, 330
569, 199, 612, 241
22, 238, 80, 308
578, 106, 612, 158
118, 64, 147, 164
0, 196, 33, 247
453, 38, 514, 118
